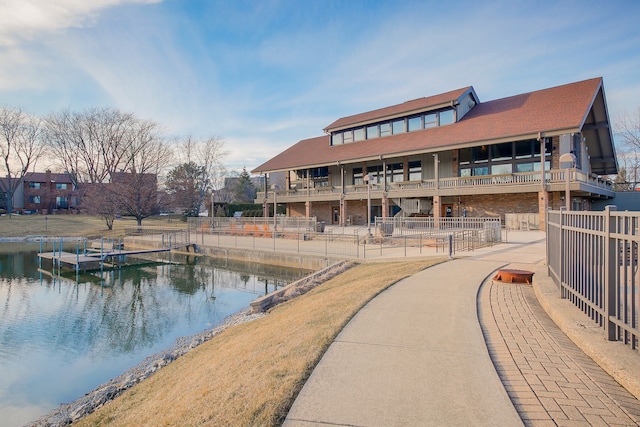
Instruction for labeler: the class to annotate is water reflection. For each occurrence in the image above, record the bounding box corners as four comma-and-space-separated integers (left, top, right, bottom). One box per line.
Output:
0, 245, 309, 427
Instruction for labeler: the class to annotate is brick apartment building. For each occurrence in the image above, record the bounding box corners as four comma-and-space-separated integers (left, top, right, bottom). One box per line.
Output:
0, 170, 77, 214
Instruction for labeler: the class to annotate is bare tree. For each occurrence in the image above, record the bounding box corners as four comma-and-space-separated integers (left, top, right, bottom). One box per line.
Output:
615, 107, 640, 190
45, 107, 139, 186
613, 143, 640, 191
166, 136, 228, 215
113, 121, 173, 226
81, 183, 119, 230
0, 107, 44, 216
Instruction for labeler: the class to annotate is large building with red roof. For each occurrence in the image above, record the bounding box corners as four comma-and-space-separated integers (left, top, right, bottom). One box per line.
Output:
252, 78, 617, 229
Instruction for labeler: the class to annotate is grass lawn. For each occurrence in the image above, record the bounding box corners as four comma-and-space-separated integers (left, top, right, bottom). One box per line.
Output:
0, 214, 185, 239
74, 259, 446, 426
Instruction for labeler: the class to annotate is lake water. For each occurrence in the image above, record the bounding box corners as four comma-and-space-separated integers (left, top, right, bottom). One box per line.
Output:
0, 243, 308, 427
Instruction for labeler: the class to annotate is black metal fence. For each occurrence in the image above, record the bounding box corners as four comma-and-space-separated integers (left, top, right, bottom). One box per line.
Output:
546, 206, 639, 351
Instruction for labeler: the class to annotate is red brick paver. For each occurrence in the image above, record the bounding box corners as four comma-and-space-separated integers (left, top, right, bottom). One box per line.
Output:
479, 262, 640, 426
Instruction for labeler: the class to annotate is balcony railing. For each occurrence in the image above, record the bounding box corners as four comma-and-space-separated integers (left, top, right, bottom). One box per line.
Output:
258, 169, 613, 202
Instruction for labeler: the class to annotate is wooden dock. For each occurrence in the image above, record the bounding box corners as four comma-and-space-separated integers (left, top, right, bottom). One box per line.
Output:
37, 246, 185, 271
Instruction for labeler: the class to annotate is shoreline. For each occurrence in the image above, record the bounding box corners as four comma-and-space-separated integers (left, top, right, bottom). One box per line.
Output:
28, 308, 266, 427
26, 259, 353, 426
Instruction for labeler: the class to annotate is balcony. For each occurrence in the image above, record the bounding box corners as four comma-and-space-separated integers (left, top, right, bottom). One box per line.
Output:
257, 169, 614, 203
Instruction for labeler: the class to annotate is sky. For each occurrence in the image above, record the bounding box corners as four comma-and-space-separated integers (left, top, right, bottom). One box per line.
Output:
1, 0, 639, 173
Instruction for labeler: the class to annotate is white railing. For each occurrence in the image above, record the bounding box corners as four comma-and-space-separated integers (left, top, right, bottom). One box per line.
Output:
257, 169, 613, 202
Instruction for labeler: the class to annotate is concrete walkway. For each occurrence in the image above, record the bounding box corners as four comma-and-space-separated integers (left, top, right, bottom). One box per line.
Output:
284, 232, 640, 426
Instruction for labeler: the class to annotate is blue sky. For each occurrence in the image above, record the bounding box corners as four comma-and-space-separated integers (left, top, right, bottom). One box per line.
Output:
1, 0, 639, 172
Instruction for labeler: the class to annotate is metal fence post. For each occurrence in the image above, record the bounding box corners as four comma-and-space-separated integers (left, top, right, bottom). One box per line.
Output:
448, 233, 453, 259
559, 210, 565, 298
604, 205, 617, 341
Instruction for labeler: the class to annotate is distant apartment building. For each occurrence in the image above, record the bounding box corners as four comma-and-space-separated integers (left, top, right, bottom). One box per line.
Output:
0, 170, 77, 214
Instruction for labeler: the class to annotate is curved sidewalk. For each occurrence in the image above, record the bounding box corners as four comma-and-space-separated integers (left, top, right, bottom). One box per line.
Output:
284, 232, 640, 426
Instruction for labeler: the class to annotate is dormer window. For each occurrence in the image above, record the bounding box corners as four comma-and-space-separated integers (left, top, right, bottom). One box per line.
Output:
329, 107, 459, 146
439, 109, 454, 125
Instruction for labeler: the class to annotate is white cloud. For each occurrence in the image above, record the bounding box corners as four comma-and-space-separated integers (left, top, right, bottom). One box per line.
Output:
0, 0, 160, 46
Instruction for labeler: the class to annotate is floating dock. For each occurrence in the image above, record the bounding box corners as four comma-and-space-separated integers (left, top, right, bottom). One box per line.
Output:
37, 246, 192, 272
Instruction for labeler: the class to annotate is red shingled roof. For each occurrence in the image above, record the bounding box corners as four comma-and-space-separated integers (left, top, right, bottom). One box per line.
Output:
24, 172, 74, 183
253, 78, 604, 173
324, 86, 473, 132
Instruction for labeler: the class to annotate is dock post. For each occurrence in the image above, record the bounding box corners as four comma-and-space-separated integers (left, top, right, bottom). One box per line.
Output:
39, 237, 43, 269
59, 237, 64, 272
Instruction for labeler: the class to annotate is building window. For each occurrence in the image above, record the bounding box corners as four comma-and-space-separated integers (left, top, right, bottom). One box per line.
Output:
353, 128, 365, 142
29, 195, 41, 204
29, 182, 41, 189
56, 183, 68, 190
491, 164, 512, 175
310, 167, 328, 179
386, 163, 404, 183
407, 116, 421, 132
424, 113, 437, 129
472, 146, 489, 163
380, 123, 391, 137
491, 142, 512, 161
309, 167, 329, 187
392, 119, 405, 135
459, 148, 472, 165
515, 139, 534, 158
459, 139, 552, 177
366, 125, 379, 139
515, 161, 550, 172
343, 131, 353, 144
366, 165, 384, 183
439, 109, 454, 125
473, 166, 489, 176
353, 167, 363, 185
56, 196, 68, 208
408, 161, 421, 181
332, 133, 343, 145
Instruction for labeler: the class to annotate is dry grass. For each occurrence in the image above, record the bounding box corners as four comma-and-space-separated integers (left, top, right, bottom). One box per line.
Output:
74, 259, 446, 426
0, 214, 184, 239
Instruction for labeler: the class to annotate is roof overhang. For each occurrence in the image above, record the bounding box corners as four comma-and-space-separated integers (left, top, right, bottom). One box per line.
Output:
578, 83, 618, 175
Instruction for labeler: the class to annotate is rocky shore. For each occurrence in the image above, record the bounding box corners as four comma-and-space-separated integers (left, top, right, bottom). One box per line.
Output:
28, 309, 266, 427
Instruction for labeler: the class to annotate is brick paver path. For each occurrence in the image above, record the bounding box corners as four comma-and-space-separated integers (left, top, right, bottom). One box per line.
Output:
479, 262, 640, 427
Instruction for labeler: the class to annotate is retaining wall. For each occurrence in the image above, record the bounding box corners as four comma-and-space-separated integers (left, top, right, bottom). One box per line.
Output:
124, 237, 340, 270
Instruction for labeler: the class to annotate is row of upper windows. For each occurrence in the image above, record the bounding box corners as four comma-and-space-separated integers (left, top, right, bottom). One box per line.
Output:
28, 196, 68, 204
458, 139, 552, 164
293, 161, 423, 186
28, 182, 69, 190
331, 109, 455, 146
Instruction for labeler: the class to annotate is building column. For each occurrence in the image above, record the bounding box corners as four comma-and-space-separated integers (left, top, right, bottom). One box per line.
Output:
433, 195, 441, 228
382, 193, 389, 219
538, 191, 548, 231
263, 173, 269, 218
305, 200, 311, 219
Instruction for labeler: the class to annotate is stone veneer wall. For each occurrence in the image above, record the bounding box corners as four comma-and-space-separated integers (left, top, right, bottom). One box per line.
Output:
286, 200, 370, 226
461, 193, 538, 222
